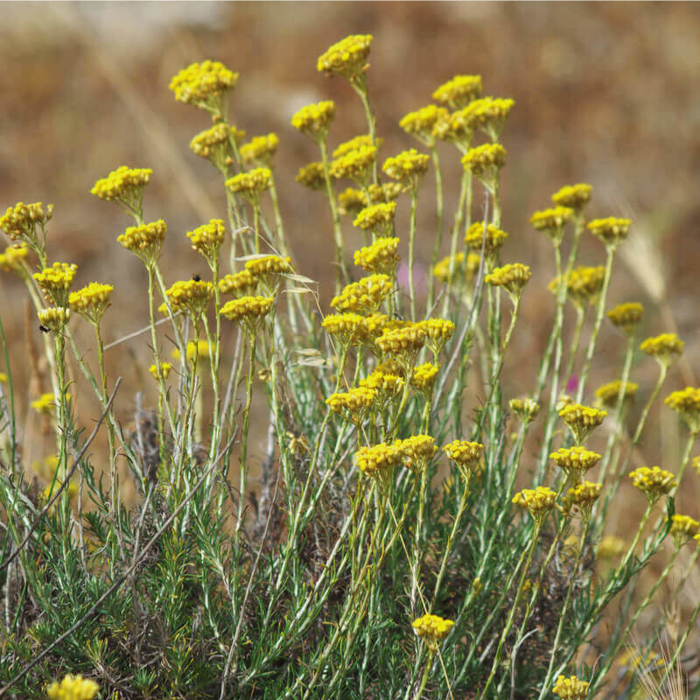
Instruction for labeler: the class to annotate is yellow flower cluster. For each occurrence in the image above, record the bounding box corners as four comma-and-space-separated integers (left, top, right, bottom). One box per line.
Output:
432, 75, 482, 109
291, 101, 337, 140
118, 220, 167, 266
419, 318, 455, 356
0, 201, 53, 241
322, 312, 364, 345
149, 362, 173, 381
240, 133, 279, 166
169, 60, 238, 109
37, 307, 70, 333
607, 302, 643, 334
219, 269, 258, 297
432, 107, 475, 147
464, 222, 508, 256
640, 333, 684, 366
399, 105, 449, 145
317, 34, 373, 79
433, 252, 481, 285
355, 441, 404, 479
559, 403, 606, 445
338, 186, 367, 214
326, 386, 377, 420
296, 162, 326, 190
377, 323, 428, 362
69, 282, 114, 325
530, 206, 574, 246
512, 486, 557, 521
358, 369, 405, 397
31, 393, 56, 415
368, 182, 402, 203
411, 362, 439, 394
587, 216, 631, 251
551, 183, 592, 212
47, 673, 100, 700
443, 439, 483, 479
665, 387, 700, 432
354, 237, 400, 275
669, 514, 700, 548
629, 466, 677, 504
91, 166, 152, 205
331, 274, 392, 314
0, 243, 29, 273
353, 203, 397, 235
164, 279, 214, 318
461, 96, 515, 141
552, 674, 590, 700
461, 143, 507, 184
34, 262, 78, 306
595, 380, 638, 408
187, 219, 226, 263
190, 123, 243, 164
382, 149, 430, 190
226, 167, 271, 202
245, 256, 293, 293
564, 481, 603, 515
485, 263, 531, 299
333, 135, 379, 159
550, 265, 605, 307
220, 295, 274, 327
412, 613, 454, 647
330, 145, 377, 185
396, 435, 437, 473
550, 446, 601, 485
509, 397, 541, 422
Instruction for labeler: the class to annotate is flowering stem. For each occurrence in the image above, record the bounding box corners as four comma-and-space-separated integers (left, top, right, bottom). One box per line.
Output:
426, 145, 444, 313
408, 191, 419, 321
441, 170, 470, 319
413, 647, 436, 700
319, 139, 349, 288
410, 466, 428, 615
575, 247, 615, 403
352, 79, 378, 185
563, 305, 586, 385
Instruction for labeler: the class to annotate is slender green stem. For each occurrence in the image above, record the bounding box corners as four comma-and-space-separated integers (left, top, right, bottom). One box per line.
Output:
319, 139, 348, 288
407, 191, 418, 321
426, 145, 444, 313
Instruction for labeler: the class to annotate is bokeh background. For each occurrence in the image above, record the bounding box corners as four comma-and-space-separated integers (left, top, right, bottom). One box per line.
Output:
2, 1, 700, 650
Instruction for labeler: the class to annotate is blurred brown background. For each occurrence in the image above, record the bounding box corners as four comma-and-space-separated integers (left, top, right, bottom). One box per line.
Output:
2, 1, 700, 597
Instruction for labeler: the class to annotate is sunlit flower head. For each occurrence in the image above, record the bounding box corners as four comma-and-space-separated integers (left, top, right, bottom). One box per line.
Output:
550, 446, 601, 485
91, 166, 152, 213
412, 613, 454, 648
0, 201, 53, 244
443, 439, 483, 480
317, 34, 373, 81
399, 104, 449, 146
187, 219, 226, 265
432, 75, 482, 110
37, 307, 70, 334
47, 673, 100, 700
291, 100, 336, 142
587, 216, 631, 252
485, 263, 531, 302
296, 162, 326, 191
219, 269, 258, 297
411, 362, 439, 396
226, 167, 271, 206
552, 674, 589, 700
460, 96, 515, 141
530, 206, 574, 246
607, 302, 643, 335
464, 222, 508, 258
164, 279, 214, 319
594, 380, 638, 409
330, 145, 377, 187
509, 397, 541, 423
551, 183, 592, 213
512, 486, 557, 525
353, 203, 397, 237
169, 60, 238, 115
629, 466, 677, 505
118, 219, 167, 268
0, 243, 29, 275
664, 387, 700, 433
69, 282, 114, 326
331, 274, 393, 314
149, 362, 173, 382
640, 333, 683, 369
461, 143, 506, 193
220, 295, 274, 333
240, 133, 279, 167
353, 236, 400, 276
559, 403, 606, 445
669, 514, 700, 548
382, 149, 430, 192
33, 262, 78, 306
190, 123, 244, 169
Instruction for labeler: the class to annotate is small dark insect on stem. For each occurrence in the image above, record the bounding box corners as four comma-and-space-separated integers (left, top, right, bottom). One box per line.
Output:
38, 325, 50, 333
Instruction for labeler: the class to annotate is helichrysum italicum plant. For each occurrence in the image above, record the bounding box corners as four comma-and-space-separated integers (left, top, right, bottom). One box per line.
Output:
1, 33, 699, 700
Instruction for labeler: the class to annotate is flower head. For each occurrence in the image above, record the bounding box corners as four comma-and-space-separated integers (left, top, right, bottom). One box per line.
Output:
551, 183, 592, 213
550, 447, 601, 485
641, 333, 684, 368
164, 279, 214, 319
443, 439, 483, 480
485, 263, 531, 302
330, 145, 377, 187
0, 201, 53, 244
354, 441, 403, 489
417, 318, 455, 357
461, 96, 515, 141
296, 162, 326, 191
219, 269, 258, 297
411, 362, 439, 395
220, 295, 274, 333
607, 302, 643, 334
333, 135, 380, 160
327, 386, 377, 423
338, 187, 367, 215
37, 307, 70, 334
464, 222, 508, 259
169, 60, 238, 115
69, 282, 114, 326
118, 219, 167, 268
331, 274, 392, 314
664, 387, 700, 433
245, 255, 293, 293
190, 123, 244, 168
433, 75, 482, 109
317, 34, 373, 80
412, 613, 454, 648
149, 362, 173, 381
353, 203, 397, 237
396, 435, 438, 473
321, 312, 364, 346
91, 166, 152, 212
563, 481, 602, 519
353, 236, 400, 276
400, 105, 449, 146
291, 101, 336, 141
559, 403, 606, 445
47, 673, 99, 700
0, 243, 29, 275
669, 514, 700, 548
594, 380, 638, 409
376, 323, 428, 367
462, 144, 507, 193
240, 133, 279, 167
359, 370, 405, 401
512, 486, 557, 525
530, 206, 574, 246
587, 216, 631, 252
33, 262, 78, 306
226, 167, 271, 205
382, 149, 430, 192
187, 219, 226, 265
509, 397, 541, 423
552, 674, 589, 700
549, 266, 605, 307
629, 466, 677, 505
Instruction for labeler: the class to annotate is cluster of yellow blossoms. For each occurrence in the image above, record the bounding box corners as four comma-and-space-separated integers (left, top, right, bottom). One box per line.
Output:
317, 34, 372, 80
0, 201, 53, 242
91, 166, 151, 209
607, 302, 643, 334
628, 466, 677, 505
46, 673, 99, 700
411, 613, 454, 648
552, 674, 589, 700
169, 59, 238, 113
